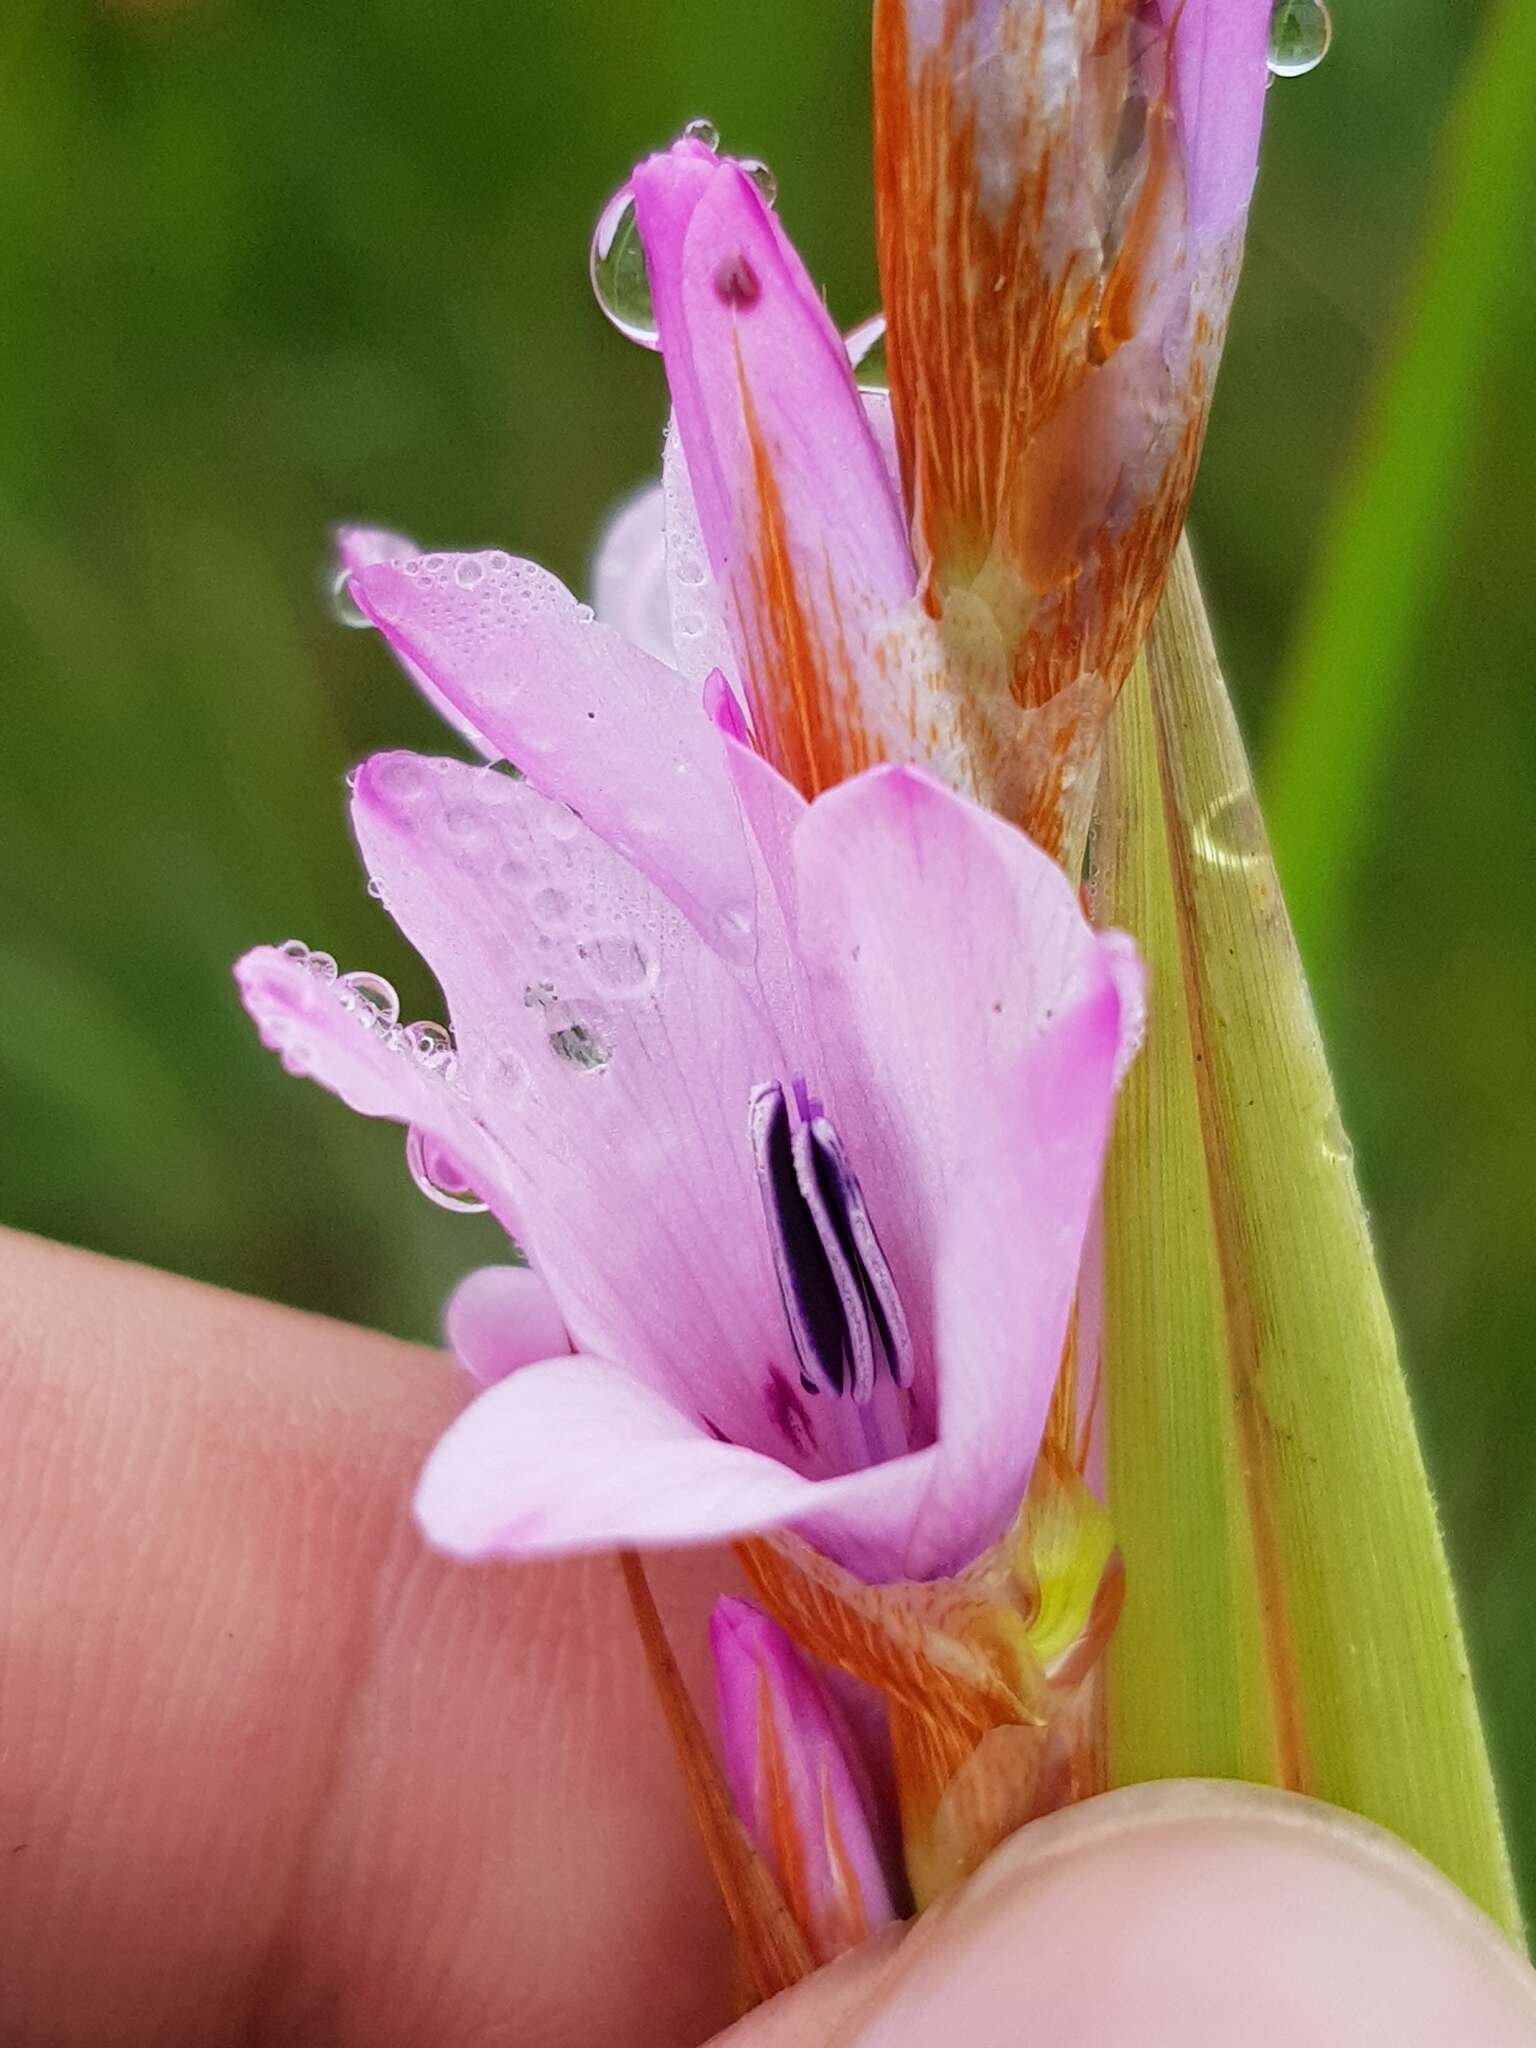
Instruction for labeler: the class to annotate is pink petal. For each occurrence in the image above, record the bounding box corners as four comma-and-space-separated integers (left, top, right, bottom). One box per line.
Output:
711, 1597, 899, 1963
349, 550, 759, 947
590, 481, 674, 667
414, 1354, 936, 1565
662, 423, 742, 698
334, 527, 496, 757
348, 750, 803, 1457
791, 766, 1141, 1577
233, 944, 520, 1235
914, 972, 1125, 1574
1159, 0, 1273, 239
444, 1264, 570, 1387
631, 144, 923, 799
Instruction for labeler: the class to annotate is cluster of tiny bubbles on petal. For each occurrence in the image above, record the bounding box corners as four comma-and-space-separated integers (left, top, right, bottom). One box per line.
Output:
589, 184, 660, 349
405, 1126, 489, 1213
1267, 0, 1332, 77
272, 942, 470, 1086
845, 313, 889, 391
329, 566, 370, 628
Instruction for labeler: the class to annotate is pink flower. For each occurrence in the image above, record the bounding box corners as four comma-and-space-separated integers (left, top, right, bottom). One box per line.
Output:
236, 532, 1141, 1584
711, 1597, 899, 1964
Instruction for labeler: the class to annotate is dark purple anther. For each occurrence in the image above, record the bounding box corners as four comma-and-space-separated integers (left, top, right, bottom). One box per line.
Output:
748, 1080, 914, 1404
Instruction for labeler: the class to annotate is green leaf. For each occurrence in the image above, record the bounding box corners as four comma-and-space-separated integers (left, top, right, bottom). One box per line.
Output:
1262, 0, 1536, 977
1095, 542, 1522, 1942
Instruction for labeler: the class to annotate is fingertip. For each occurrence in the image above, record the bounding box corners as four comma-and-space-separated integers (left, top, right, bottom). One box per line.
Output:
709, 1782, 1536, 2046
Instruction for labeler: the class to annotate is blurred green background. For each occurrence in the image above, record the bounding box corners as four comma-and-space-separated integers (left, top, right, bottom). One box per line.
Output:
2, 0, 1532, 1908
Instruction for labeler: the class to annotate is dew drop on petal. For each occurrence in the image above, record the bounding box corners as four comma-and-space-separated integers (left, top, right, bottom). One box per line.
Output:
336, 970, 401, 1027
529, 885, 575, 930
405, 1127, 489, 1213
329, 567, 371, 629
548, 1021, 612, 1072
579, 932, 659, 995
1267, 0, 1332, 77
305, 950, 339, 983
277, 938, 310, 962
405, 1019, 454, 1067
590, 185, 660, 349
846, 313, 889, 390
682, 116, 720, 150
739, 156, 778, 207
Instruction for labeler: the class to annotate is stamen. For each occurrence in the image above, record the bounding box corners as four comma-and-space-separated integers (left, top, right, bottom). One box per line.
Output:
750, 1081, 849, 1396
748, 1080, 913, 1403
798, 1118, 914, 1393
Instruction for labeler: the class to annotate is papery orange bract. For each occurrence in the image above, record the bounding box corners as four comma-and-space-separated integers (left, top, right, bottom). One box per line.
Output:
873, 0, 1264, 856
739, 1446, 1122, 1904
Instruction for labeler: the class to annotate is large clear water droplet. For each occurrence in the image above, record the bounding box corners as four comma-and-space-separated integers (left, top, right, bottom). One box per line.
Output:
1267, 0, 1332, 77
846, 314, 889, 390
683, 116, 720, 151
590, 185, 659, 349
405, 1127, 489, 1213
336, 970, 400, 1028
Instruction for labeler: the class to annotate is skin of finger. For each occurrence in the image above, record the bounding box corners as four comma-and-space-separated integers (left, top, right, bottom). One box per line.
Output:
0, 1228, 736, 2048
713, 1781, 1536, 2047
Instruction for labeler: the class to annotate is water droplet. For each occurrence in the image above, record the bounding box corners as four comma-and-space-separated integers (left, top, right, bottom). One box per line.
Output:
846, 314, 889, 390
476, 760, 524, 803
543, 802, 582, 843
337, 970, 400, 1027
329, 567, 370, 629
1267, 0, 1332, 76
305, 950, 339, 983
529, 885, 574, 929
277, 938, 310, 962
492, 1045, 530, 1095
589, 185, 660, 349
579, 932, 659, 994
1191, 791, 1267, 873
443, 803, 486, 839
1320, 1104, 1355, 1169
739, 157, 778, 207
714, 253, 761, 307
548, 1021, 611, 1072
683, 116, 720, 151
405, 1019, 454, 1066
366, 876, 387, 901
405, 1126, 489, 1213
454, 556, 486, 590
